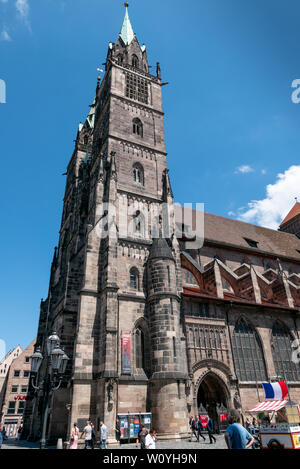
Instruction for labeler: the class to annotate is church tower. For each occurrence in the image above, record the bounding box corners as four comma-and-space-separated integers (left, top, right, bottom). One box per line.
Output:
28, 3, 189, 443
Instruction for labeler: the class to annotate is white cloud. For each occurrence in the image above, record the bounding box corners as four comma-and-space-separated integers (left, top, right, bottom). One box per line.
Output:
1, 28, 11, 41
235, 165, 254, 174
16, 0, 29, 17
261, 169, 267, 175
238, 165, 300, 229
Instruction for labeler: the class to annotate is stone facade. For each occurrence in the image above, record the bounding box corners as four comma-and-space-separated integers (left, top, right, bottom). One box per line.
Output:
24, 5, 300, 444
0, 345, 22, 416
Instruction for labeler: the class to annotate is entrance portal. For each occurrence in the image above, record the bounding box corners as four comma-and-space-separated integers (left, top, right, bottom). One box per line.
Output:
197, 373, 228, 433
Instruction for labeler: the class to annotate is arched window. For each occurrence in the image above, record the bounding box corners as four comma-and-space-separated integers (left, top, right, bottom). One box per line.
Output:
135, 329, 145, 369
117, 54, 123, 65
132, 54, 139, 68
133, 163, 144, 185
232, 319, 267, 382
272, 322, 300, 381
130, 268, 139, 290
133, 210, 145, 236
133, 118, 143, 137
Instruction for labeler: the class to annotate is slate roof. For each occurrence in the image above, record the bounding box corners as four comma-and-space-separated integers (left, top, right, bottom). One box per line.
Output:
148, 237, 174, 261
176, 208, 300, 261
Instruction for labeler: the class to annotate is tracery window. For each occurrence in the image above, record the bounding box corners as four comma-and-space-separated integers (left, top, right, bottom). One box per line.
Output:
232, 319, 267, 382
132, 54, 139, 68
133, 163, 144, 185
135, 329, 145, 370
272, 322, 300, 382
133, 118, 143, 137
126, 72, 148, 104
130, 268, 139, 290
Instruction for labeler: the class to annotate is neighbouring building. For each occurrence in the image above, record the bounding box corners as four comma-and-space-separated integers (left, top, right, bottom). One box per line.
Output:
1, 341, 35, 437
24, 4, 300, 444
0, 345, 22, 417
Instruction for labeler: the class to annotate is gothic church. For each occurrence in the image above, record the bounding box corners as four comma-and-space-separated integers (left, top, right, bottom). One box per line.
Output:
24, 4, 300, 443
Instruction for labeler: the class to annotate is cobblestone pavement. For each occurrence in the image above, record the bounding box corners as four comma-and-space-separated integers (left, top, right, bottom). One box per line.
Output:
1, 435, 227, 450
118, 435, 227, 450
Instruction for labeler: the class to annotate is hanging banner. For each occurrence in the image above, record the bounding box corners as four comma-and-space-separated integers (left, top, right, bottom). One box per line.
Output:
200, 415, 209, 428
122, 333, 131, 374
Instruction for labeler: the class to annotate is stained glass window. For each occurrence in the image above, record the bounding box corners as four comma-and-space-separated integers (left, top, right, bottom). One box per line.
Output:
272, 322, 300, 382
232, 319, 267, 382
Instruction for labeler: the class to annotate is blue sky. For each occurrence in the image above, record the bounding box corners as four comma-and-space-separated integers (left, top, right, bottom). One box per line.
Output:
1, 0, 300, 355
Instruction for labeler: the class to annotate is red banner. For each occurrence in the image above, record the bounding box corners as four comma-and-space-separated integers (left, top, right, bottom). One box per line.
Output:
219, 413, 227, 422
122, 333, 131, 374
200, 415, 208, 428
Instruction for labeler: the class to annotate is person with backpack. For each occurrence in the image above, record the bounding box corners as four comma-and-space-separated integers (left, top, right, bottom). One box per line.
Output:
196, 416, 206, 442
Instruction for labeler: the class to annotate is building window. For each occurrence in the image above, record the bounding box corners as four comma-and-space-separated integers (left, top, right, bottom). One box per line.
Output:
7, 402, 16, 415
11, 386, 18, 393
133, 163, 144, 185
132, 118, 143, 137
272, 322, 300, 382
24, 357, 30, 364
232, 319, 267, 382
14, 370, 20, 378
135, 329, 145, 370
130, 268, 139, 290
183, 269, 197, 286
126, 72, 148, 104
132, 54, 139, 68
244, 238, 259, 248
133, 211, 145, 237
21, 386, 28, 393
17, 401, 25, 415
117, 54, 123, 65
173, 337, 177, 358
24, 371, 30, 378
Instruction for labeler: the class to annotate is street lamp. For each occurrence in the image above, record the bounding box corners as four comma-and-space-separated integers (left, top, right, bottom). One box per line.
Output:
31, 333, 69, 449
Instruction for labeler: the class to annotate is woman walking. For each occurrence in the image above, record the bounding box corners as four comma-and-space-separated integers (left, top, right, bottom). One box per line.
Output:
69, 423, 79, 449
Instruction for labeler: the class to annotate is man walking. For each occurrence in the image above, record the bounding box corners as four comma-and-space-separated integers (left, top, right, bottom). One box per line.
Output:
225, 409, 254, 450
81, 420, 92, 449
99, 421, 108, 449
207, 417, 216, 444
189, 416, 198, 442
137, 424, 148, 449
196, 416, 206, 442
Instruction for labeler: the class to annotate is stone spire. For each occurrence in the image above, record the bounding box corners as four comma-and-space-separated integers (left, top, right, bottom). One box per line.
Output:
120, 2, 135, 45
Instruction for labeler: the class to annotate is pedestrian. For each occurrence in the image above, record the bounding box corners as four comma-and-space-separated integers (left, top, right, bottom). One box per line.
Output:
196, 416, 206, 442
188, 416, 198, 442
80, 420, 93, 449
17, 424, 23, 446
0, 424, 3, 450
115, 418, 121, 442
207, 417, 216, 444
99, 421, 108, 449
90, 422, 96, 449
145, 429, 156, 449
225, 409, 254, 450
136, 424, 148, 449
69, 423, 79, 449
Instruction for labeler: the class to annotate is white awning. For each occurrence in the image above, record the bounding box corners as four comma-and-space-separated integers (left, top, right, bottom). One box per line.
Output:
248, 400, 288, 413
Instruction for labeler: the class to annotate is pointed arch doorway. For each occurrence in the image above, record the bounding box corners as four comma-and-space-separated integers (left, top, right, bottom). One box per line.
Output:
197, 372, 229, 433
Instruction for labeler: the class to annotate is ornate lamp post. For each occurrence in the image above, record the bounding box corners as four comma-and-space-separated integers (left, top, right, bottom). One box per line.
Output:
31, 333, 69, 449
